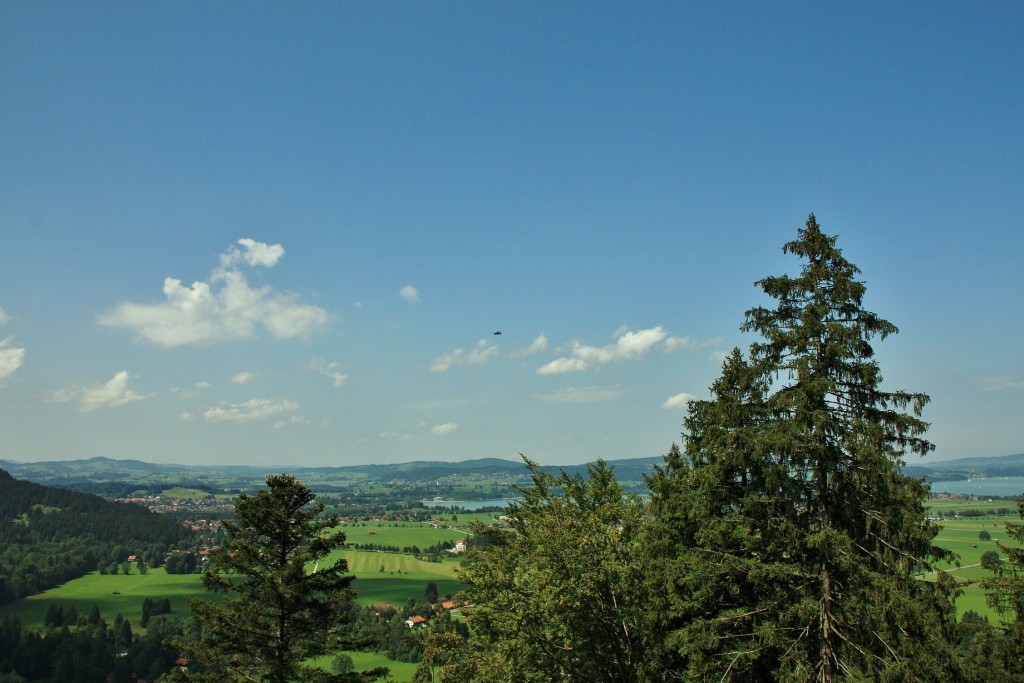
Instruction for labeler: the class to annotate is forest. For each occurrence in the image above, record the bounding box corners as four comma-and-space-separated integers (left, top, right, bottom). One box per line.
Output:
0, 469, 195, 604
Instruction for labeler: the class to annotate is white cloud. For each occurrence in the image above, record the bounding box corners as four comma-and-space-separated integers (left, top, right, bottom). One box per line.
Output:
99, 239, 329, 347
221, 238, 285, 268
430, 340, 499, 372
664, 335, 724, 353
306, 357, 348, 388
0, 338, 25, 383
534, 385, 625, 403
431, 422, 459, 436
537, 326, 670, 374
202, 398, 300, 423
0, 308, 25, 383
231, 371, 254, 385
662, 392, 697, 410
399, 285, 420, 303
51, 370, 152, 412
537, 356, 588, 375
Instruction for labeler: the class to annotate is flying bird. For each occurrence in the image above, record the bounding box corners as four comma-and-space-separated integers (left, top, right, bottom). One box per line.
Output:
493, 331, 501, 335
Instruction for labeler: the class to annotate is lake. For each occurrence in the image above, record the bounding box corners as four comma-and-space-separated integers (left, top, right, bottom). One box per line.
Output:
927, 476, 1024, 497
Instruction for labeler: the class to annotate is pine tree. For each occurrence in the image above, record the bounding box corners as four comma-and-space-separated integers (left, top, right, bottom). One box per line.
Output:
643, 215, 958, 682
163, 475, 384, 683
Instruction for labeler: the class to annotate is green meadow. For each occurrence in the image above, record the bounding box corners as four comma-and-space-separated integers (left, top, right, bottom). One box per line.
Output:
927, 498, 1020, 623
0, 567, 206, 631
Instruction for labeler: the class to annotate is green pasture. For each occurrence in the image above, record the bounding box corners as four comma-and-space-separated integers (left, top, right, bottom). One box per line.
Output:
327, 550, 464, 606
158, 487, 216, 499
0, 567, 206, 631
336, 520, 473, 548
927, 498, 1020, 623
309, 651, 419, 682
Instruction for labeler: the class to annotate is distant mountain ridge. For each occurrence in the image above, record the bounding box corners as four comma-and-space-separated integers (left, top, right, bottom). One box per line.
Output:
903, 452, 1024, 482
2, 452, 1021, 490
0, 454, 665, 491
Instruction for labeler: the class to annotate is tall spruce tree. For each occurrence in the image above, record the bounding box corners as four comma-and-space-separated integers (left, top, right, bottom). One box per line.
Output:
642, 215, 958, 682
163, 475, 383, 683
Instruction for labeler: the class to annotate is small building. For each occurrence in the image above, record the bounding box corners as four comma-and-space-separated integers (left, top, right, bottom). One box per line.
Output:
405, 615, 427, 628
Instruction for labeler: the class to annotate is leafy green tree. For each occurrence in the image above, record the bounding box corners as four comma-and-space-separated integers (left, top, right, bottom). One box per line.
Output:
163, 474, 384, 683
453, 458, 646, 682
642, 215, 958, 682
981, 550, 1002, 572
980, 530, 992, 541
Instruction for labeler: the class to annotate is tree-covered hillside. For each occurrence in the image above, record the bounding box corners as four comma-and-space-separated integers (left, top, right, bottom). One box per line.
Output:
0, 468, 194, 604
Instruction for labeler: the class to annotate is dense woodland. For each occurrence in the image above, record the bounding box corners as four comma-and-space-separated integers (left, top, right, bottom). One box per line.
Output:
0, 469, 194, 604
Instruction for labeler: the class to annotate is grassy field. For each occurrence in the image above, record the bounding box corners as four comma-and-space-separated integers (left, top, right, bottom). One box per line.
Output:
0, 566, 206, 631
927, 498, 1020, 623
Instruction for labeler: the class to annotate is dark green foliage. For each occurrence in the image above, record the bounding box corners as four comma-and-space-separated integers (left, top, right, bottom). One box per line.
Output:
168, 475, 384, 683
453, 458, 646, 682
642, 216, 958, 682
0, 608, 184, 682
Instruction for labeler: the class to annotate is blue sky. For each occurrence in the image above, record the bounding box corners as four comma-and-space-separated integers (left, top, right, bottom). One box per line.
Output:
1, 2, 1021, 467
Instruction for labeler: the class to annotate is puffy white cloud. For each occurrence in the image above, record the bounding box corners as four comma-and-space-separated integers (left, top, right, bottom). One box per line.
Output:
202, 398, 300, 423
0, 308, 25, 383
99, 239, 328, 347
51, 370, 152, 412
537, 356, 588, 375
431, 422, 459, 436
430, 340, 499, 372
306, 357, 348, 388
399, 285, 420, 303
221, 238, 285, 268
0, 338, 25, 383
534, 385, 625, 403
662, 392, 697, 410
536, 326, 669, 374
231, 371, 254, 385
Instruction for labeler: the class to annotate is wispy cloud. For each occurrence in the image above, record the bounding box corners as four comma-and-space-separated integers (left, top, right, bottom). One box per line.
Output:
231, 371, 254, 385
380, 420, 459, 440
534, 385, 625, 404
510, 333, 548, 358
662, 392, 696, 410
977, 375, 1024, 392
430, 340, 499, 372
306, 357, 348, 388
202, 398, 300, 423
399, 285, 420, 303
51, 370, 153, 412
99, 238, 329, 347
